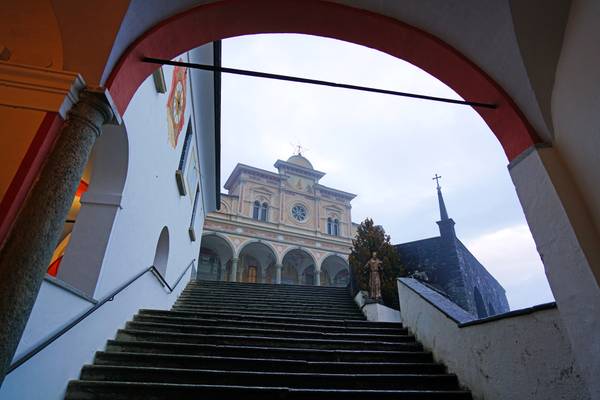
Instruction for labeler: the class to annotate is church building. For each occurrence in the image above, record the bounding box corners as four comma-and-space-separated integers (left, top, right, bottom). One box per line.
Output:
394, 179, 510, 317
199, 153, 355, 287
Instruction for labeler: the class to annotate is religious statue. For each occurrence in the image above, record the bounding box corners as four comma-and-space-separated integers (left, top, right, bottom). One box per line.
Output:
364, 251, 383, 301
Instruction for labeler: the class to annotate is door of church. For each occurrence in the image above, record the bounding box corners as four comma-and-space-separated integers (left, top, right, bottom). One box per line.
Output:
247, 266, 257, 283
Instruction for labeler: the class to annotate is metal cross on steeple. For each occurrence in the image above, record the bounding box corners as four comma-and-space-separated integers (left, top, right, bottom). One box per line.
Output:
432, 173, 442, 189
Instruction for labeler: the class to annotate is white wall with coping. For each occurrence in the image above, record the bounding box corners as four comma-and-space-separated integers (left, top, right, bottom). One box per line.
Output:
0, 269, 192, 400
354, 291, 401, 322
509, 145, 600, 397
398, 277, 590, 400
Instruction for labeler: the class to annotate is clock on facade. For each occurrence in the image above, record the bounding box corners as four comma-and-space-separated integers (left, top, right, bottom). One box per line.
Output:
291, 204, 307, 222
166, 62, 188, 148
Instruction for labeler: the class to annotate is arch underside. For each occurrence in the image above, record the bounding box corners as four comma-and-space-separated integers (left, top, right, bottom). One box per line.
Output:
107, 0, 540, 161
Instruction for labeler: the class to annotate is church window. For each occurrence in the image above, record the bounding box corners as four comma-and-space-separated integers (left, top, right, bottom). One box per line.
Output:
253, 201, 260, 219
327, 217, 340, 236
261, 202, 268, 221
292, 204, 307, 222
253, 201, 269, 221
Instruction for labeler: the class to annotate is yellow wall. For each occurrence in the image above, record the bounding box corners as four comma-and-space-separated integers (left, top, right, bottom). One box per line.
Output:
0, 107, 46, 201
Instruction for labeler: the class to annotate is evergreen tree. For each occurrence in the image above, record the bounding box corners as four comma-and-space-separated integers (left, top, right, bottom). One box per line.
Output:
349, 218, 405, 309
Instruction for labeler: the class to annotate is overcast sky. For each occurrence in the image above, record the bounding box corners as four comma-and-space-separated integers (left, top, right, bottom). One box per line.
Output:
219, 34, 554, 310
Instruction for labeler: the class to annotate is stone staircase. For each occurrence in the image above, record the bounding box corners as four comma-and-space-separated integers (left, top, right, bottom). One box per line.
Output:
65, 280, 471, 399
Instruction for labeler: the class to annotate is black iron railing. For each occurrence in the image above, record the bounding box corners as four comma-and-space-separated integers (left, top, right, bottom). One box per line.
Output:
7, 259, 195, 374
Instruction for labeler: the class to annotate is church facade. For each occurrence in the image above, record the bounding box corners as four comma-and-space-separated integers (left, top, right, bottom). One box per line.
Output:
395, 183, 510, 317
199, 154, 355, 286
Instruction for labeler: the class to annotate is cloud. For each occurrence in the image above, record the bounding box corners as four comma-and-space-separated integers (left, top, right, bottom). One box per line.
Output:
464, 224, 554, 310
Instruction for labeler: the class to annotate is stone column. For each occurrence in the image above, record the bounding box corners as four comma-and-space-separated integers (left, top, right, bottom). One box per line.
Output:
218, 261, 225, 281
275, 263, 283, 284
314, 268, 321, 286
0, 91, 114, 385
230, 258, 239, 282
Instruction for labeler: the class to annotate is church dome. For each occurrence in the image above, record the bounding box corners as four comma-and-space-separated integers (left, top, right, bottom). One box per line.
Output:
287, 154, 314, 169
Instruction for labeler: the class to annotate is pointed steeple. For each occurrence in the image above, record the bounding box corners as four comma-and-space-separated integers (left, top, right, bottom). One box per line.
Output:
432, 174, 456, 239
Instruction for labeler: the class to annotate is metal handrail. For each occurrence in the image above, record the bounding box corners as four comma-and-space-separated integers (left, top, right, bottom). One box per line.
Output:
7, 259, 196, 374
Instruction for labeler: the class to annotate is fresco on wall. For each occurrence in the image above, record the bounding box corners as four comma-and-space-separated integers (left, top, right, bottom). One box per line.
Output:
167, 62, 188, 148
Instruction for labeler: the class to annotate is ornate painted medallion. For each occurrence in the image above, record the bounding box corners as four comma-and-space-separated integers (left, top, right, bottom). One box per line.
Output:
167, 62, 188, 148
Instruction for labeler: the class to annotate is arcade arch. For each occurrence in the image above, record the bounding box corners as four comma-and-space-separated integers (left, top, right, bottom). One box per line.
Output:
321, 254, 350, 287
199, 233, 235, 281
237, 241, 277, 284
55, 123, 129, 296
281, 248, 317, 286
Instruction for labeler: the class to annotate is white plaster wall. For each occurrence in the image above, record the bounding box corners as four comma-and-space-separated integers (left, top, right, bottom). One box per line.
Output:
397, 279, 590, 400
552, 0, 600, 240
354, 291, 401, 322
0, 270, 191, 400
509, 146, 600, 398
93, 51, 204, 297
11, 279, 93, 360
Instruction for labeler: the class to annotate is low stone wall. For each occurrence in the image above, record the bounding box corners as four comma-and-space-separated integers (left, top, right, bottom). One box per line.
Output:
397, 278, 590, 400
354, 290, 401, 322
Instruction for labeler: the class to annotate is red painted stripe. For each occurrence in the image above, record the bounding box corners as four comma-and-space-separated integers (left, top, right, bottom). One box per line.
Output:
0, 112, 64, 246
106, 0, 540, 161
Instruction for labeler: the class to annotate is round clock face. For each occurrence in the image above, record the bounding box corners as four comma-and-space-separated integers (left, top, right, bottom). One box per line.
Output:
292, 204, 307, 222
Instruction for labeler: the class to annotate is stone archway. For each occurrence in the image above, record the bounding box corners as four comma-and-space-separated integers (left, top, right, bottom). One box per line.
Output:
282, 248, 317, 286
237, 241, 277, 283
321, 254, 350, 287
199, 233, 235, 281
56, 123, 129, 296
106, 0, 539, 161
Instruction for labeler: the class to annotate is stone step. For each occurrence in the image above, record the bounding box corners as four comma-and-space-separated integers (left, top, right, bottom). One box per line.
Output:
93, 351, 445, 374
180, 290, 354, 303
177, 294, 359, 308
138, 309, 399, 328
65, 381, 472, 400
106, 340, 433, 363
132, 314, 407, 334
78, 365, 460, 390
183, 287, 353, 299
189, 280, 351, 292
115, 329, 422, 351
125, 321, 413, 342
173, 300, 360, 314
170, 306, 365, 320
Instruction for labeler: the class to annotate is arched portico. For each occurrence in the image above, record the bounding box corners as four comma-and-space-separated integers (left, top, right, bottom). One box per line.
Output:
199, 233, 235, 281
281, 248, 317, 286
321, 254, 350, 287
237, 240, 277, 283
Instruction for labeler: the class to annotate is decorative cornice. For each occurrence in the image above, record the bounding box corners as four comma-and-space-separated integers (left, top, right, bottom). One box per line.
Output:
316, 184, 356, 201
205, 213, 353, 247
224, 163, 282, 190
0, 61, 85, 118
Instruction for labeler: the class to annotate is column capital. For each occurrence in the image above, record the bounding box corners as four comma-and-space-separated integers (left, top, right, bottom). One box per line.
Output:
67, 90, 116, 138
